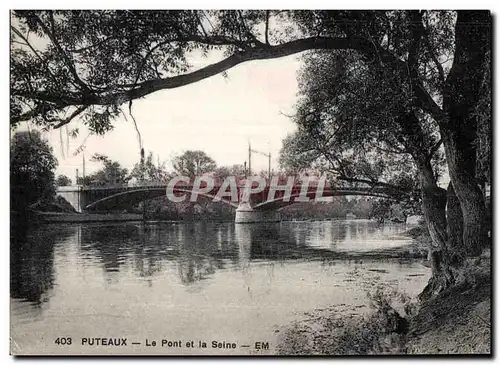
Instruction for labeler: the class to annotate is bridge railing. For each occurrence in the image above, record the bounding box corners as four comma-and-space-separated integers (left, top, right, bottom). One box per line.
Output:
78, 182, 168, 190
64, 178, 410, 197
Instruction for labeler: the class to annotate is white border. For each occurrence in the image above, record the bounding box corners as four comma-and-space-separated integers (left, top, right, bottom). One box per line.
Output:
2, 4, 499, 365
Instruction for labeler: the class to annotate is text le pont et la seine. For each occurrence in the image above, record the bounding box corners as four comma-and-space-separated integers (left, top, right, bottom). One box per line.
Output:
55, 337, 270, 350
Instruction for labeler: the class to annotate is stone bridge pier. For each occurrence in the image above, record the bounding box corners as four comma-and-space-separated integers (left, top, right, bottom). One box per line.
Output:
234, 178, 282, 224
56, 186, 88, 212
235, 202, 281, 223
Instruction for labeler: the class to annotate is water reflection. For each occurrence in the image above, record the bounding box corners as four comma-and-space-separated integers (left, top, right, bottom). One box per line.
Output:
176, 223, 230, 285
237, 223, 299, 261
78, 223, 241, 284
11, 220, 413, 305
11, 220, 431, 355
10, 224, 75, 305
75, 222, 357, 285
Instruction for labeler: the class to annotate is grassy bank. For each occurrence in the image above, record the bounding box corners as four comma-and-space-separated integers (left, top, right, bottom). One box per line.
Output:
275, 227, 491, 355
405, 252, 491, 354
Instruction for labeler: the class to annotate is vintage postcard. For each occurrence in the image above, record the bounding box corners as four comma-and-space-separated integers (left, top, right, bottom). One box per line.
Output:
10, 10, 492, 356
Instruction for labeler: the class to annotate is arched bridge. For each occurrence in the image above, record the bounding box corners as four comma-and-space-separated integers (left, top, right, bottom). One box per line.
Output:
56, 180, 405, 215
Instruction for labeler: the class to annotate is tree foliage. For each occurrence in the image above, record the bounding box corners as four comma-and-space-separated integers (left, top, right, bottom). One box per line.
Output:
129, 151, 169, 183
278, 48, 436, 202
10, 10, 283, 132
11, 11, 490, 145
55, 174, 72, 186
9, 11, 476, 135
474, 50, 492, 186
11, 130, 58, 213
213, 164, 246, 180
77, 153, 130, 185
276, 10, 491, 292
173, 150, 217, 177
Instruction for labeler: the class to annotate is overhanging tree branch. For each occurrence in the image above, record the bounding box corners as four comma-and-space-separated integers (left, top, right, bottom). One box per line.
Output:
94, 37, 380, 103
13, 33, 445, 126
53, 105, 88, 128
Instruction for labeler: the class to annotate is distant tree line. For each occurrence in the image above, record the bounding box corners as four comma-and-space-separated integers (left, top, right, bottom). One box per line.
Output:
11, 130, 57, 219
12, 136, 406, 223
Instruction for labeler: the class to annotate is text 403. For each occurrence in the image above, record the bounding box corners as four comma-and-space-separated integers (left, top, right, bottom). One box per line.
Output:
55, 337, 72, 345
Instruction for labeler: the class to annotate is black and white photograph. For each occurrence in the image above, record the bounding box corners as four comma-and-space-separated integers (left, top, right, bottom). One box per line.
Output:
9, 9, 492, 356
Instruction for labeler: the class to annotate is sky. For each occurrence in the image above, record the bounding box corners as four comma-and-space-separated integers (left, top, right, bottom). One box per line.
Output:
24, 53, 303, 181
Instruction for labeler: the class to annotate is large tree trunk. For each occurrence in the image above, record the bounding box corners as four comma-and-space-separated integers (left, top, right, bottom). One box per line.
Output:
396, 113, 455, 298
417, 160, 454, 300
441, 128, 487, 258
440, 10, 490, 259
446, 182, 465, 267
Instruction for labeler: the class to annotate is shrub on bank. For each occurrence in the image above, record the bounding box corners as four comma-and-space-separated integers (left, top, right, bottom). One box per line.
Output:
276, 287, 420, 355
28, 195, 77, 213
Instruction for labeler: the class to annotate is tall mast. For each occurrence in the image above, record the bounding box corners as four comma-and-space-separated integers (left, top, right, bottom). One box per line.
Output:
82, 152, 86, 186
248, 140, 251, 177
268, 142, 271, 179
268, 152, 271, 179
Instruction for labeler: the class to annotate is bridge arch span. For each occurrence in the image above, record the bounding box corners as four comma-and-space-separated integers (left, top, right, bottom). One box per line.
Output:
252, 190, 397, 211
84, 187, 239, 212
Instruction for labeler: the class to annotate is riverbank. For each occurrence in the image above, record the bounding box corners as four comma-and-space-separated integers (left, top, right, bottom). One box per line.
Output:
275, 247, 491, 355
406, 251, 491, 354
34, 211, 143, 223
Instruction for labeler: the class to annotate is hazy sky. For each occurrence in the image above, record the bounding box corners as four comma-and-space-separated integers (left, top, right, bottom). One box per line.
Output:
30, 54, 302, 180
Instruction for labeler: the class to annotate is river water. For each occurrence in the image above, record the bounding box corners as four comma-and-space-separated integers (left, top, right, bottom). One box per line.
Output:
10, 220, 430, 355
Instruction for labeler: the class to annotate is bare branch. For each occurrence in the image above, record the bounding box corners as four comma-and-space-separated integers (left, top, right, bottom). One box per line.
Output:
278, 110, 294, 118
265, 11, 270, 45
194, 10, 208, 38
128, 101, 143, 152
53, 105, 88, 128
426, 138, 443, 162
10, 26, 41, 60
113, 36, 381, 103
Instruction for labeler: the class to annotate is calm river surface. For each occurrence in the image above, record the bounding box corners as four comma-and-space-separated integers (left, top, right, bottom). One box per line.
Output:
11, 220, 430, 355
